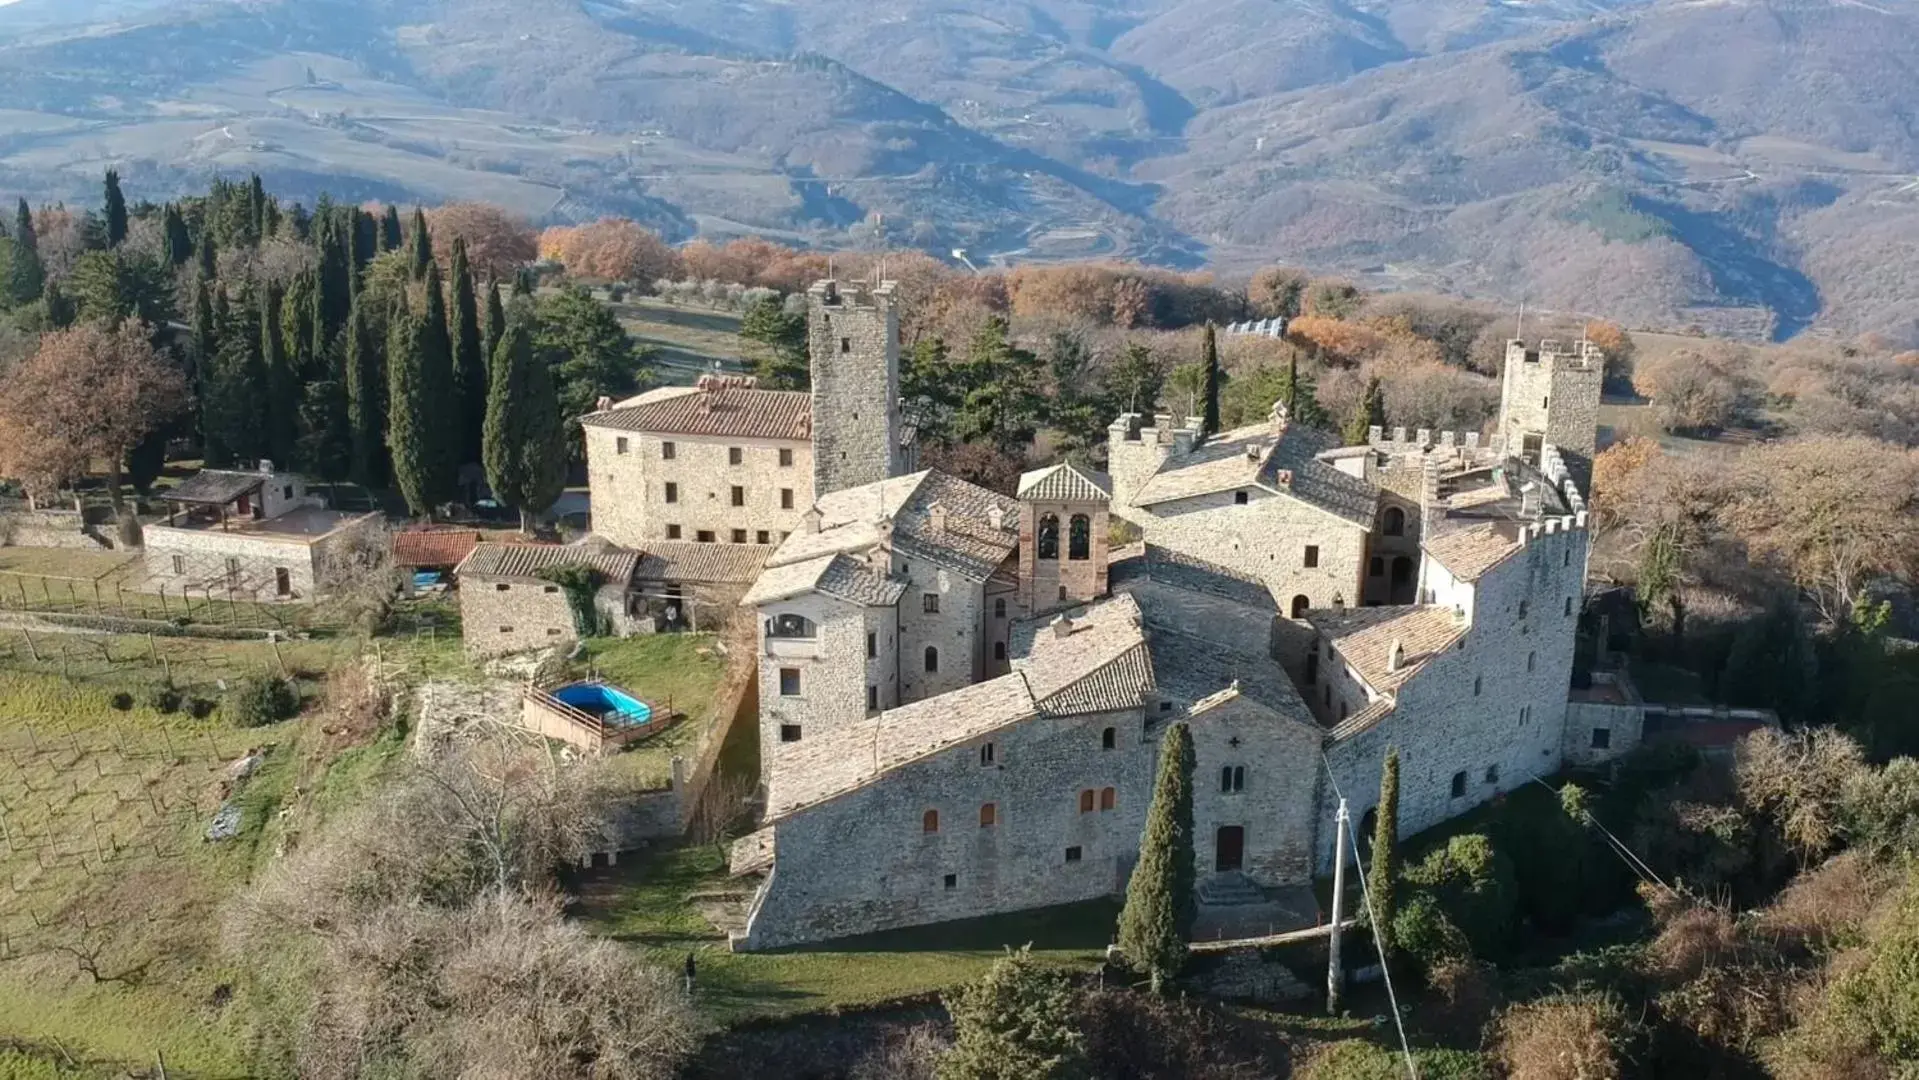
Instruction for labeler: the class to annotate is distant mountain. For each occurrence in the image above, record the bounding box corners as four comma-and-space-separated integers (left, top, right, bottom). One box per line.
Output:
0, 0, 1916, 343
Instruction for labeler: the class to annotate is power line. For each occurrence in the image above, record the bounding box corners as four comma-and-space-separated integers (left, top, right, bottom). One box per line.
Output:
1524, 772, 1674, 896
1322, 753, 1420, 1080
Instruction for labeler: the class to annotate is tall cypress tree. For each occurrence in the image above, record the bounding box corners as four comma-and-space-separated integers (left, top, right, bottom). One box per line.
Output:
484, 301, 566, 533
247, 174, 268, 244
351, 206, 377, 281
406, 207, 433, 280
313, 212, 352, 341
7, 198, 43, 307
1369, 747, 1402, 958
282, 271, 316, 379
161, 204, 192, 267
343, 302, 385, 489
261, 284, 298, 468
1119, 722, 1196, 994
380, 204, 403, 251
388, 303, 456, 516
195, 231, 217, 283
1200, 321, 1221, 436
102, 168, 128, 248
1342, 377, 1387, 447
205, 285, 266, 465
298, 333, 353, 488
483, 280, 506, 361
447, 238, 486, 466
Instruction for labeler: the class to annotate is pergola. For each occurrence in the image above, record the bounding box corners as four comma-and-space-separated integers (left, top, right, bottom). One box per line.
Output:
158, 470, 268, 531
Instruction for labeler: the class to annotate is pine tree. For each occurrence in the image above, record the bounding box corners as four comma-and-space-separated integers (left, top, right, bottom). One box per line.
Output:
1200, 321, 1222, 436
1119, 721, 1196, 993
939, 947, 1089, 1080
7, 198, 43, 307
380, 204, 403, 252
739, 294, 808, 389
448, 238, 486, 466
406, 207, 433, 280
1369, 747, 1402, 958
160, 204, 192, 267
102, 168, 128, 248
1342, 377, 1387, 447
483, 280, 506, 361
483, 302, 567, 532
387, 304, 456, 516
342, 302, 385, 489
261, 284, 298, 468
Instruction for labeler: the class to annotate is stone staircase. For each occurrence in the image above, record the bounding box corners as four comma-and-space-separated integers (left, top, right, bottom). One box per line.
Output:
1197, 871, 1265, 907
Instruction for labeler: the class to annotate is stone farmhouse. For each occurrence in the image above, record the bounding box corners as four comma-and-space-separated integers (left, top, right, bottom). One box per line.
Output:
455, 538, 643, 659
141, 464, 385, 603
723, 300, 1614, 950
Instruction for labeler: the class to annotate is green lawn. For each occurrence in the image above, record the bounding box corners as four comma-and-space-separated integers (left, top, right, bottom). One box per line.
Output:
572, 634, 731, 789
579, 843, 1116, 1023
608, 297, 751, 384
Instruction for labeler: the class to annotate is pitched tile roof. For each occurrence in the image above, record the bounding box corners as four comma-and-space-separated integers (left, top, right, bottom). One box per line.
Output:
161, 469, 268, 505
1306, 604, 1467, 696
764, 470, 1020, 582
579, 383, 811, 442
1129, 421, 1376, 527
742, 552, 905, 608
1017, 463, 1112, 503
455, 540, 639, 583
1037, 642, 1154, 717
728, 826, 776, 876
1424, 522, 1525, 582
392, 529, 481, 568
635, 541, 773, 584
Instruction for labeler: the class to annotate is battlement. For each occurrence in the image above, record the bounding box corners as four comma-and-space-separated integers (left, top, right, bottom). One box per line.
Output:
1538, 444, 1589, 518
1366, 427, 1507, 458
808, 278, 897, 312
1505, 338, 1604, 371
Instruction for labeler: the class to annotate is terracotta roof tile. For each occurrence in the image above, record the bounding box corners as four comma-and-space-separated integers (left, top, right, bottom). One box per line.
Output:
580, 384, 811, 441
456, 541, 639, 583
392, 529, 481, 568
1424, 523, 1525, 582
1306, 605, 1467, 695
636, 541, 772, 584
1017, 463, 1111, 503
161, 469, 268, 505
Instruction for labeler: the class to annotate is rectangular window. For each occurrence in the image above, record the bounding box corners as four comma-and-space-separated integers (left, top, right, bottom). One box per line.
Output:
1451, 771, 1467, 798
1304, 545, 1319, 569
1220, 765, 1245, 793
1234, 490, 1248, 505
980, 803, 997, 827
732, 529, 748, 544
274, 567, 291, 596
543, 585, 559, 593
943, 873, 957, 890
781, 488, 794, 510
757, 530, 771, 545
696, 530, 716, 543
840, 336, 851, 353
666, 524, 682, 540
1064, 846, 1082, 863
499, 626, 513, 633
979, 742, 995, 766
866, 631, 877, 659
494, 582, 510, 592
170, 554, 184, 575
780, 724, 802, 743
616, 437, 629, 455
731, 486, 745, 507
729, 447, 743, 466
779, 448, 794, 467
1100, 787, 1116, 811
547, 627, 563, 636
661, 441, 675, 460
664, 482, 678, 504
867, 685, 878, 711
1591, 728, 1612, 750
1102, 727, 1116, 750
1485, 765, 1500, 785
922, 593, 940, 614
779, 668, 801, 696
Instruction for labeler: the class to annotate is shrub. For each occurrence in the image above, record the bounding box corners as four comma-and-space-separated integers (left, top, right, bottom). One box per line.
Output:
1394, 893, 1471, 971
1842, 757, 1919, 861
229, 675, 299, 728
1493, 991, 1636, 1080
109, 690, 133, 711
188, 697, 216, 720
939, 947, 1087, 1080
145, 684, 182, 714
1297, 1041, 1489, 1080
1402, 834, 1518, 958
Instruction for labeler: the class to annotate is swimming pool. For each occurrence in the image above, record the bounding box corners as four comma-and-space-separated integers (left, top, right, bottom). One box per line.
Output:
551, 683, 654, 727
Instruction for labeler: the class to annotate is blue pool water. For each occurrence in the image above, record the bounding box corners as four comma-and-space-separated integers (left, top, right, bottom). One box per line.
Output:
552, 683, 654, 726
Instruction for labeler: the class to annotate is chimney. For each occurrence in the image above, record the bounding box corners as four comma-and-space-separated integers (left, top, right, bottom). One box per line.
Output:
1387, 639, 1405, 674
802, 507, 823, 534
928, 502, 947, 536
1245, 442, 1262, 462
595, 395, 613, 412
1520, 481, 1541, 519
1052, 613, 1075, 639
1331, 593, 1346, 612
987, 505, 1006, 530
257, 459, 274, 475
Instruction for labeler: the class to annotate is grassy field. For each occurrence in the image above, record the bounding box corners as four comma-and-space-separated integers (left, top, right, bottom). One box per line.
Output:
570, 634, 731, 789
606, 297, 751, 384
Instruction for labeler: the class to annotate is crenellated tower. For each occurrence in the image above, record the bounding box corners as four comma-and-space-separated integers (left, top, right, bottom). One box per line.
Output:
809, 280, 904, 497
1498, 338, 1604, 484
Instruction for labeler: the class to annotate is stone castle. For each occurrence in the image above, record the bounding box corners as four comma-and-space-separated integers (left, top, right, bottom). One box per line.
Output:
587, 283, 1615, 952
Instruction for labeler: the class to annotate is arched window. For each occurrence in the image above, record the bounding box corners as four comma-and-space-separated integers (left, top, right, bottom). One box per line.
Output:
1101, 726, 1116, 750
1100, 787, 1116, 811
994, 597, 1006, 619
924, 646, 939, 673
1079, 789, 1095, 814
1037, 514, 1060, 560
980, 803, 997, 827
1291, 594, 1311, 618
922, 809, 939, 833
1383, 507, 1406, 536
1068, 514, 1091, 561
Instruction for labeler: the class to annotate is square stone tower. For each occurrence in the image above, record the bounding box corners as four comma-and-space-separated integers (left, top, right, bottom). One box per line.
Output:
809, 280, 903, 497
1016, 463, 1112, 615
1498, 338, 1604, 482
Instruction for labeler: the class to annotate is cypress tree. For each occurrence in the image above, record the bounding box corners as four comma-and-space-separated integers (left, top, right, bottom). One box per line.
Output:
205, 286, 266, 465
406, 206, 433, 280
313, 214, 352, 340
1369, 747, 1402, 958
388, 303, 456, 516
483, 305, 564, 532
247, 174, 268, 244
195, 230, 217, 282
351, 206, 377, 280
1119, 721, 1196, 993
7, 198, 43, 306
448, 238, 486, 466
1285, 352, 1300, 420
261, 283, 297, 468
483, 280, 506, 360
380, 204, 403, 252
1200, 321, 1221, 436
161, 204, 192, 267
343, 302, 385, 489
420, 261, 455, 417
298, 331, 353, 488
41, 281, 74, 329
282, 271, 316, 379
1342, 376, 1387, 447
102, 168, 128, 248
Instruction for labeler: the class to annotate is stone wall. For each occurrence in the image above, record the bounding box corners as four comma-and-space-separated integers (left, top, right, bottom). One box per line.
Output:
143, 527, 321, 601
757, 591, 888, 799
1135, 487, 1368, 614
809, 280, 902, 496
1019, 499, 1109, 615
1564, 697, 1644, 768
584, 424, 812, 548
0, 509, 108, 551
461, 576, 580, 658
1188, 693, 1324, 887
895, 557, 984, 703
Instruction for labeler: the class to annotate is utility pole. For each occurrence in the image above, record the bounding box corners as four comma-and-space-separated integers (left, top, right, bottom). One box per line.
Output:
1327, 797, 1349, 1015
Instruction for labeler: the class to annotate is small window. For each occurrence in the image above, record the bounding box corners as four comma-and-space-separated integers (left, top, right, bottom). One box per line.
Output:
1369, 556, 1383, 577
781, 724, 802, 742
1485, 765, 1500, 785
696, 530, 716, 543
1451, 771, 1467, 798
840, 336, 851, 353
867, 685, 878, 711
1058, 585, 1067, 601
1303, 545, 1319, 569
732, 529, 748, 544
1291, 595, 1310, 618
730, 485, 745, 507
666, 524, 682, 540
781, 488, 794, 510
1591, 728, 1612, 750
1234, 490, 1249, 505
664, 482, 678, 504
1159, 701, 1173, 712
1100, 787, 1116, 811
1527, 651, 1536, 672
729, 447, 743, 466
1068, 514, 1091, 560
994, 598, 1006, 619
1543, 396, 1550, 409
923, 810, 939, 833
1101, 726, 1116, 750
922, 593, 940, 614
779, 448, 794, 467
1305, 653, 1319, 684
980, 742, 996, 766
1064, 846, 1082, 863
543, 585, 559, 593
616, 436, 629, 455
1473, 675, 1482, 696
661, 441, 676, 460
1383, 506, 1405, 536
779, 668, 801, 696
170, 554, 184, 575
495, 583, 510, 592
757, 530, 771, 545
283, 485, 293, 500
866, 631, 877, 659
994, 640, 1006, 661
1220, 765, 1245, 793
546, 627, 563, 636
980, 803, 997, 827
499, 626, 513, 633
1079, 790, 1095, 814
943, 873, 957, 890
924, 646, 939, 673
1037, 514, 1059, 559
1565, 596, 1574, 616
1518, 600, 1529, 619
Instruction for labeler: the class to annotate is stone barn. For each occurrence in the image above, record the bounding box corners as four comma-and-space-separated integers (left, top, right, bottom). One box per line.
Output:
455, 540, 640, 658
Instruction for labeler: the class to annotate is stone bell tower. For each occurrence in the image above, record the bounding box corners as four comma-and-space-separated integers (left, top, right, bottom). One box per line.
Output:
808, 279, 903, 497
1016, 463, 1113, 616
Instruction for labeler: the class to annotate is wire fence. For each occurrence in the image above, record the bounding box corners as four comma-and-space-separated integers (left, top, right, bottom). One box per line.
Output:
0, 569, 350, 634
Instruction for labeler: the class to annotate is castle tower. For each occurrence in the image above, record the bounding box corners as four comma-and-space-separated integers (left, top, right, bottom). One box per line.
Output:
1498, 338, 1604, 482
1015, 463, 1112, 615
809, 279, 903, 496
